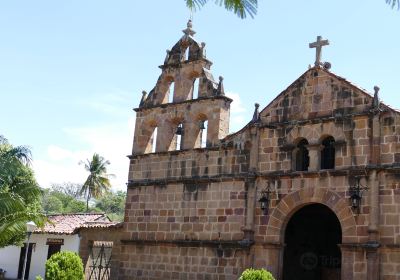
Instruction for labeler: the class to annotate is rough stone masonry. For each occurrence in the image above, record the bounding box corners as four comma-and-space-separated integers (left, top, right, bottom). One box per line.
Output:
79, 21, 400, 280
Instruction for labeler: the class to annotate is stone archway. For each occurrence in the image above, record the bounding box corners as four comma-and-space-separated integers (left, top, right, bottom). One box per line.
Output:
265, 188, 357, 279
282, 204, 342, 280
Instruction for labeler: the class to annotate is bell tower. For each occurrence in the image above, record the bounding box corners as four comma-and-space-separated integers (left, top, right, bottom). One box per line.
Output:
132, 21, 232, 155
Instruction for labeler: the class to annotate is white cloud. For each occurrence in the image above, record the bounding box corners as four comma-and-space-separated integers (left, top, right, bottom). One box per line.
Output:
226, 92, 246, 114
226, 91, 248, 132
32, 90, 136, 191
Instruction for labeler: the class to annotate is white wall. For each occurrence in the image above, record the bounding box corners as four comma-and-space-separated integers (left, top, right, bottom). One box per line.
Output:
0, 233, 80, 280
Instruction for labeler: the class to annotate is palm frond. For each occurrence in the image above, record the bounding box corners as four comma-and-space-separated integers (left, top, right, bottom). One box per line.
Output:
186, 0, 208, 10
80, 153, 113, 210
386, 0, 400, 9
186, 0, 257, 18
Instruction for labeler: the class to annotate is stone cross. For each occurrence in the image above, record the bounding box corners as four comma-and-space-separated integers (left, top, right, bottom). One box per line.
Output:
309, 36, 329, 66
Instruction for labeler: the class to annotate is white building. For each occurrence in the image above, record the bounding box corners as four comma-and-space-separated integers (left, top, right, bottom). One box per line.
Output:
0, 213, 112, 280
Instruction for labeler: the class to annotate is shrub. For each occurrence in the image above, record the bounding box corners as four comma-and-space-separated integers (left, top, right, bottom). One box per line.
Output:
35, 276, 44, 280
239, 268, 275, 280
45, 251, 84, 280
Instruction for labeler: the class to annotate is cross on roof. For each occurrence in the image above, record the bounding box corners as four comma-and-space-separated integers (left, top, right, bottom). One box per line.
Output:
309, 36, 329, 67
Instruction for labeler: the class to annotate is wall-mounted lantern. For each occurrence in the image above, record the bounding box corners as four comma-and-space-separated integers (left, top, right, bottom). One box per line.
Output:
258, 186, 271, 215
349, 176, 368, 213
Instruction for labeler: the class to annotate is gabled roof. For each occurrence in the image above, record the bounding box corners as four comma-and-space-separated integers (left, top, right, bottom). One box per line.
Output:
34, 213, 119, 235
224, 66, 397, 141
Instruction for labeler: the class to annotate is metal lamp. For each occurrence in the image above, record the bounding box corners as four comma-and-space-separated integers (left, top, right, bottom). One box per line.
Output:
258, 187, 271, 215
349, 177, 368, 214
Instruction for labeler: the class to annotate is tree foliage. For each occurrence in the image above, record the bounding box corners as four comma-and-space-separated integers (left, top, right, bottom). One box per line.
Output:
239, 268, 275, 280
45, 251, 84, 280
80, 153, 113, 212
387, 0, 400, 9
95, 190, 126, 221
186, 0, 257, 18
0, 136, 44, 248
40, 182, 125, 221
42, 183, 86, 214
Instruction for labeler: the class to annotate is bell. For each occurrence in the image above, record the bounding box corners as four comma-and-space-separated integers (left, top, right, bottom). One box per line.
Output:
176, 126, 183, 135
199, 121, 205, 130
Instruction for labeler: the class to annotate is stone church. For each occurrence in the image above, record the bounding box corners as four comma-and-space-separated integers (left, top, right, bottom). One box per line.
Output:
79, 21, 400, 280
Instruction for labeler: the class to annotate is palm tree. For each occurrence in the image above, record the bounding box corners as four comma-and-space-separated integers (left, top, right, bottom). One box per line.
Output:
186, 0, 258, 18
0, 136, 44, 248
80, 153, 113, 212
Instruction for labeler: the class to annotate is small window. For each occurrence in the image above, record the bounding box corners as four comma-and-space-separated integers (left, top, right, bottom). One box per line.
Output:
295, 139, 309, 171
200, 120, 208, 148
321, 136, 335, 169
168, 82, 175, 103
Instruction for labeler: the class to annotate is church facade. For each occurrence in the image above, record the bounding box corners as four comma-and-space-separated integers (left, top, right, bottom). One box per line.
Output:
81, 22, 400, 280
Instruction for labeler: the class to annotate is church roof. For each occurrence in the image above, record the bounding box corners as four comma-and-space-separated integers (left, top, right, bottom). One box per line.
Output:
224, 65, 396, 141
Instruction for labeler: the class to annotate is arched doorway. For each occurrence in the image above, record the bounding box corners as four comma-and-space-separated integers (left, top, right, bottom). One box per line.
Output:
283, 204, 342, 280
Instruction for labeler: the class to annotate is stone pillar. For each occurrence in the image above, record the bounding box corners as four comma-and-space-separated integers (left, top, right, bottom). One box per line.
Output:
340, 246, 355, 280
243, 125, 260, 241
306, 143, 323, 171
366, 249, 379, 280
365, 108, 381, 279
182, 121, 199, 149
156, 121, 175, 152
253, 243, 284, 279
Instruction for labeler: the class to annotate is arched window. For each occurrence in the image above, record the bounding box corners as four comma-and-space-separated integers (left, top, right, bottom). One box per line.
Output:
200, 120, 208, 148
295, 139, 309, 171
192, 78, 199, 99
321, 136, 335, 169
151, 127, 158, 153
175, 123, 183, 150
183, 47, 189, 62
168, 82, 175, 103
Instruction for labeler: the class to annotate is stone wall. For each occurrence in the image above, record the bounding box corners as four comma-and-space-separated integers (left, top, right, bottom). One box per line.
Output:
128, 147, 250, 183
79, 227, 123, 280
119, 243, 247, 280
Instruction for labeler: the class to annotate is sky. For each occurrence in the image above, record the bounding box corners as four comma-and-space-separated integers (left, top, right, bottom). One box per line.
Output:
1, 1, 399, 191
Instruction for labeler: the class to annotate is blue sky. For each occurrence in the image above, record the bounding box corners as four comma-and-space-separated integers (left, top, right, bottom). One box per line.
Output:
1, 1, 399, 190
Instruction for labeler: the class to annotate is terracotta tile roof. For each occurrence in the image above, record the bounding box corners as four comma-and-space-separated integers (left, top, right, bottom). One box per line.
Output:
34, 213, 116, 235
79, 221, 123, 230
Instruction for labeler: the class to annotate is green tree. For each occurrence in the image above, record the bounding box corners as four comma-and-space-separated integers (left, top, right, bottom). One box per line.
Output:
186, 0, 257, 18
42, 191, 64, 214
41, 182, 86, 214
80, 153, 113, 212
0, 136, 44, 247
45, 251, 84, 280
64, 199, 86, 213
95, 190, 126, 221
239, 268, 275, 280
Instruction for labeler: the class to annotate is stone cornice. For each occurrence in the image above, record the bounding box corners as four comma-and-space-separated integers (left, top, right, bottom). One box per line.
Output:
127, 164, 400, 188
120, 239, 254, 249
134, 95, 232, 112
